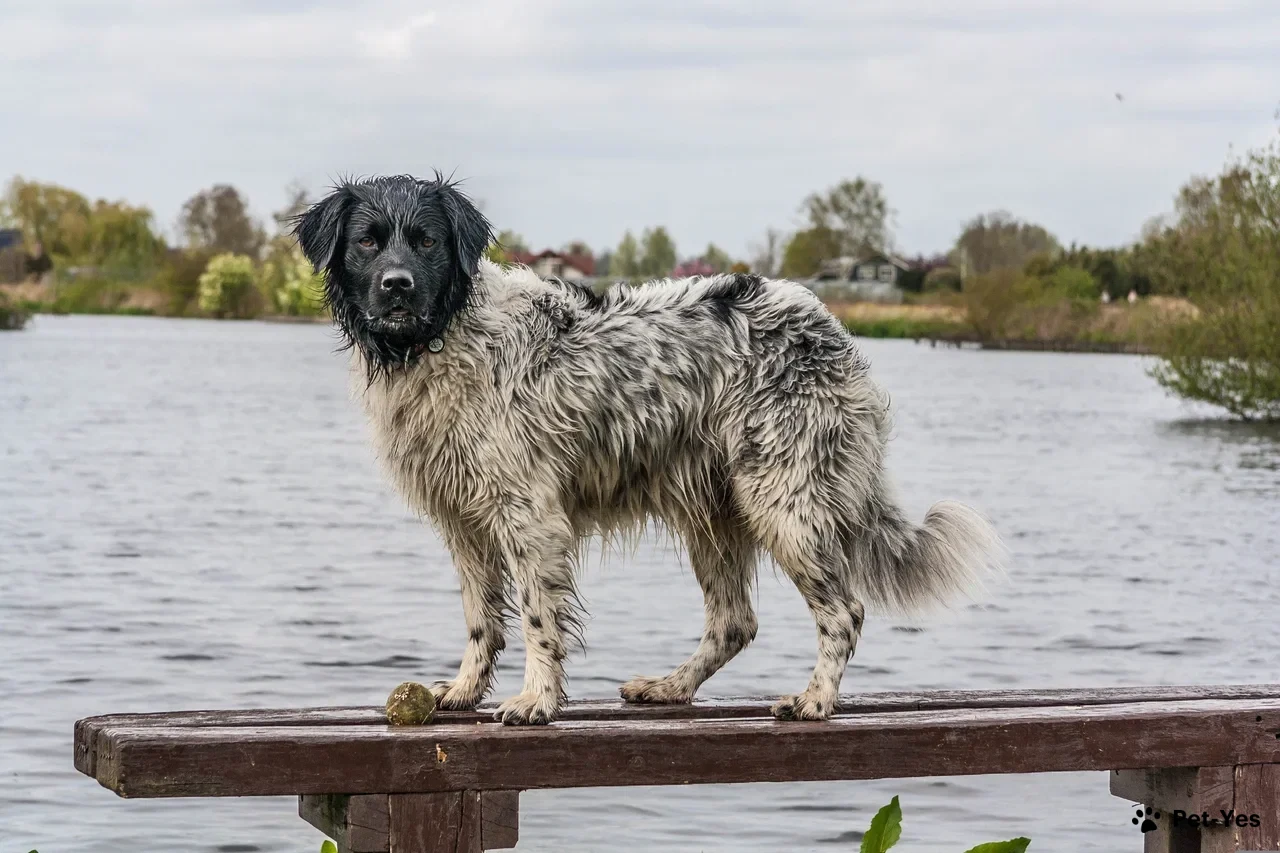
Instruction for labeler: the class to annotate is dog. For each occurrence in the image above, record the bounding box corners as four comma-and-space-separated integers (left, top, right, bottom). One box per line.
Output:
294, 173, 1004, 725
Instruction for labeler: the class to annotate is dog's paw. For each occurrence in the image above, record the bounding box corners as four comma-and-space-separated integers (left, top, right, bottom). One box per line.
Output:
493, 692, 559, 726
770, 691, 834, 722
428, 680, 485, 711
619, 675, 695, 705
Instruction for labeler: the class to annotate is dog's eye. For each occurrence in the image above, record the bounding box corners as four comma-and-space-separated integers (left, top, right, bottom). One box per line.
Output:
358, 236, 376, 249
421, 237, 435, 249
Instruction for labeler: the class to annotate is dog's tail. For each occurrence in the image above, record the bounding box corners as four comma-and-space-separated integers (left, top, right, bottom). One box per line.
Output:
848, 481, 1006, 616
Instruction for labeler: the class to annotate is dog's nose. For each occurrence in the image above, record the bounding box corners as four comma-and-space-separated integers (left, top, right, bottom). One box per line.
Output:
380, 270, 414, 292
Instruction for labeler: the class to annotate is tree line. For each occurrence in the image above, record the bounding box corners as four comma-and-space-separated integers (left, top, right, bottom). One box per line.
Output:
3, 126, 1277, 419
0, 179, 322, 317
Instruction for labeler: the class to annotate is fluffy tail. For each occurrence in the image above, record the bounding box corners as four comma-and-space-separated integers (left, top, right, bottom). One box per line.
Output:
849, 489, 1007, 615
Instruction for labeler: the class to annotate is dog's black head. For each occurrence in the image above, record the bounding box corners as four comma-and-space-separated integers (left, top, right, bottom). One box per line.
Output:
293, 173, 492, 373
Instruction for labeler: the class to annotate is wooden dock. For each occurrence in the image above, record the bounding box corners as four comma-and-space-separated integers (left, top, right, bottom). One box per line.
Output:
75, 684, 1280, 852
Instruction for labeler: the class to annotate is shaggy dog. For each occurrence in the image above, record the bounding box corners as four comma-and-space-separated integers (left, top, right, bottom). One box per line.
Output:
295, 174, 1003, 726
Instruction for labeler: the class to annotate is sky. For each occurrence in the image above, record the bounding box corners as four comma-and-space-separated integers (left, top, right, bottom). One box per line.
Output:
4, 0, 1278, 261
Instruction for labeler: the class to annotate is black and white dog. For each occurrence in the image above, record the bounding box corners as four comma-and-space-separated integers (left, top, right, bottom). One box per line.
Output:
295, 174, 1003, 725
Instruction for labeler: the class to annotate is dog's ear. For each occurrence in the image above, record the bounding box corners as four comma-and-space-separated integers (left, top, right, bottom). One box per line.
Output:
293, 185, 354, 273
437, 181, 493, 284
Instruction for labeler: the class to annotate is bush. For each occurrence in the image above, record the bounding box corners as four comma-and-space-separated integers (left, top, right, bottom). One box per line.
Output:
922, 266, 962, 292
958, 269, 1041, 339
197, 253, 260, 319
0, 288, 30, 329
260, 240, 326, 316
155, 249, 214, 315
1043, 266, 1099, 301
47, 277, 131, 314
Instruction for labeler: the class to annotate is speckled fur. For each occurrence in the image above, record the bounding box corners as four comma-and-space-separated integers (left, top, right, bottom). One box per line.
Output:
297, 176, 1005, 725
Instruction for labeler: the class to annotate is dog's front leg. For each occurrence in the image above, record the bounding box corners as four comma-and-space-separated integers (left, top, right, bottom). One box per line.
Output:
491, 508, 578, 726
430, 520, 509, 710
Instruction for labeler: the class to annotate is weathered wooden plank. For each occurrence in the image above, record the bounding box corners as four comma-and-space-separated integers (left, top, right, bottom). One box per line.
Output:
389, 792, 482, 853
88, 697, 1280, 798
72, 683, 1280, 776
76, 683, 1280, 731
299, 794, 390, 853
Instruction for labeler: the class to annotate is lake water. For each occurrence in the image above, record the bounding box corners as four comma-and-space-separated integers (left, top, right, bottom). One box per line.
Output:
2, 314, 1279, 853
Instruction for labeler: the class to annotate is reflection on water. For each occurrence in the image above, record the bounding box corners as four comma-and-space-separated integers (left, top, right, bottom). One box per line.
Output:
2, 315, 1278, 852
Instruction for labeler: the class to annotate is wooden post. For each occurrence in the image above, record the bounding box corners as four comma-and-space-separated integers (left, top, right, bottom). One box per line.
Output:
300, 792, 519, 852
1111, 765, 1280, 852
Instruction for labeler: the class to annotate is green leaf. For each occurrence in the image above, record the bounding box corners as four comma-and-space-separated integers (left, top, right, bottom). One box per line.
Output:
860, 796, 903, 853
320, 841, 339, 853
963, 838, 1031, 853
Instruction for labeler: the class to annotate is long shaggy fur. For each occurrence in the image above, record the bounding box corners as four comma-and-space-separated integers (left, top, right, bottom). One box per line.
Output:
295, 175, 1005, 725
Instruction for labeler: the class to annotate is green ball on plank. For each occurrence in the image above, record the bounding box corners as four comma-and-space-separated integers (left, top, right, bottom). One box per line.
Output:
385, 681, 436, 725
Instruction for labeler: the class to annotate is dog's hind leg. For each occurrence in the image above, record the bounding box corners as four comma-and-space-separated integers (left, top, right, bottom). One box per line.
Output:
620, 515, 758, 704
430, 520, 510, 710
767, 532, 864, 721
736, 470, 864, 721
490, 504, 582, 726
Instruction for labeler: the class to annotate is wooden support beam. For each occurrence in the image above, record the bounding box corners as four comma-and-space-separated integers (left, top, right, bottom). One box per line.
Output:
299, 792, 519, 852
1111, 765, 1280, 852
299, 794, 389, 853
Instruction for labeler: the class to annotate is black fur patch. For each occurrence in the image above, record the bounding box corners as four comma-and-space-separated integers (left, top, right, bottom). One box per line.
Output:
705, 273, 763, 324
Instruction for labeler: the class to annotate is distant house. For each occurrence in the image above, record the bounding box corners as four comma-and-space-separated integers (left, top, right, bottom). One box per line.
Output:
815, 252, 911, 286
513, 249, 596, 282
0, 229, 25, 283
809, 251, 909, 304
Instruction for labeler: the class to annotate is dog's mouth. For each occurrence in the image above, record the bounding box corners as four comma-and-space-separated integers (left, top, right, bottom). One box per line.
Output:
368, 306, 422, 334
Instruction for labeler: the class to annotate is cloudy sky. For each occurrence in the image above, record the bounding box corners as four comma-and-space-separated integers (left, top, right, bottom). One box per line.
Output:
5, 0, 1278, 260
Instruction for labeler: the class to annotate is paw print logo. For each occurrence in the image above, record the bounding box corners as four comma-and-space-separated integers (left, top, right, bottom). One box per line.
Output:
1132, 806, 1160, 833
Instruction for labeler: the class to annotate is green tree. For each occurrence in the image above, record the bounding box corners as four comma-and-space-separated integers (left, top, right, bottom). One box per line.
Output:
179, 185, 265, 258
639, 227, 677, 277
1144, 130, 1280, 420
485, 229, 528, 264
2, 178, 164, 275
2, 177, 92, 260
155, 248, 214, 316
802, 177, 893, 257
701, 243, 732, 273
780, 226, 840, 278
260, 237, 325, 316
1043, 266, 1099, 301
197, 252, 260, 318
612, 230, 640, 278
953, 212, 1060, 278
86, 200, 165, 276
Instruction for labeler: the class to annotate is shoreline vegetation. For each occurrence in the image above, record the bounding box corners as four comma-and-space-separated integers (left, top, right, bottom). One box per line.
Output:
3, 124, 1278, 417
